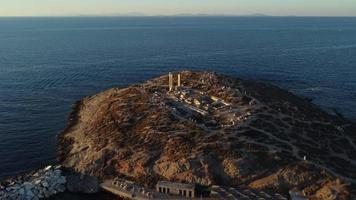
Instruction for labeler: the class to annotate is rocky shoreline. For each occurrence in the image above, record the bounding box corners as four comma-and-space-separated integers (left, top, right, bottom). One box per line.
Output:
0, 165, 116, 200
0, 165, 66, 200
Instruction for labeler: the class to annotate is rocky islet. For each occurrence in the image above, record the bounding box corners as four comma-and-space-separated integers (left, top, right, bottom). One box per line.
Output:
1, 71, 355, 199
57, 71, 356, 199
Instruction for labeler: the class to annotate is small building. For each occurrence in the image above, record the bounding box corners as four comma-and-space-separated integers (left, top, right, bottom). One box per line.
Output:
156, 181, 195, 198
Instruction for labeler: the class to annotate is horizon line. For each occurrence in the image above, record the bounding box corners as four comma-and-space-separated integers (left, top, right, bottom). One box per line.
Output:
1, 15, 356, 18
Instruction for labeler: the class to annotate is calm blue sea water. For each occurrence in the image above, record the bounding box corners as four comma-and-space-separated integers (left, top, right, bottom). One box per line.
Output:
0, 17, 356, 179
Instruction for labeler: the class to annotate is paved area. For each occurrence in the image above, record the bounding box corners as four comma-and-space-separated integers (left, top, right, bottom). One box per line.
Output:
211, 185, 288, 200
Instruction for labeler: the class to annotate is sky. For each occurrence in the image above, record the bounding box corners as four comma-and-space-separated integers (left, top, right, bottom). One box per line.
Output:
0, 0, 356, 17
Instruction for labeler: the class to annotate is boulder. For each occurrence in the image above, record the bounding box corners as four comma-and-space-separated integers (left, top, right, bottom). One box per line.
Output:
18, 188, 25, 195
23, 182, 33, 191
44, 165, 52, 171
57, 184, 66, 192
25, 189, 34, 200
42, 181, 49, 188
57, 176, 66, 184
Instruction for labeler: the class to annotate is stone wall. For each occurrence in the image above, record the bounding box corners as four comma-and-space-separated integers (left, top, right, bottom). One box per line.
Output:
0, 165, 66, 200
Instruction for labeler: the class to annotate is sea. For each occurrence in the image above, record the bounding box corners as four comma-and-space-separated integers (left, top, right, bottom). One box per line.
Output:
0, 17, 356, 179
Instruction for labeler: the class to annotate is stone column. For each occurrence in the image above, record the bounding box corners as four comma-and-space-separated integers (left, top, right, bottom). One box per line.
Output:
177, 74, 181, 88
169, 72, 173, 91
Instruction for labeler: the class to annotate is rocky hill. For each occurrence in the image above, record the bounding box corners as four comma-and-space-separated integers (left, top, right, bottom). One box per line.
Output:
58, 71, 356, 199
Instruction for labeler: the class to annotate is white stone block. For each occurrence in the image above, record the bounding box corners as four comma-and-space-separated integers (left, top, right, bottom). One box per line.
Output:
44, 166, 52, 171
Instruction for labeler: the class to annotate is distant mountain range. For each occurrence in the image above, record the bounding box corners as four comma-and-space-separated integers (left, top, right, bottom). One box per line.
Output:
76, 13, 272, 17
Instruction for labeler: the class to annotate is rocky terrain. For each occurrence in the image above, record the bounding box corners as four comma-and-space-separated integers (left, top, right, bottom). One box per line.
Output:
0, 165, 66, 200
0, 164, 108, 200
58, 71, 356, 199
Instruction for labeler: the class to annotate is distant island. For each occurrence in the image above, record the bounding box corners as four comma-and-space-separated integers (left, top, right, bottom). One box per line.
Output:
72, 13, 273, 17
56, 71, 355, 199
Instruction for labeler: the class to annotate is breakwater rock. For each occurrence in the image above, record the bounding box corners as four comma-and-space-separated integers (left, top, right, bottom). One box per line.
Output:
0, 165, 66, 200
